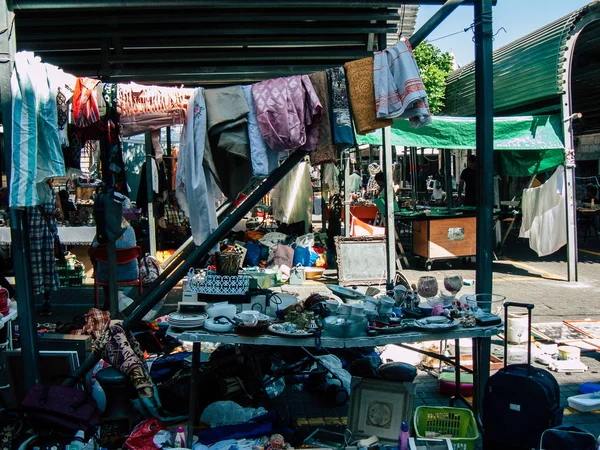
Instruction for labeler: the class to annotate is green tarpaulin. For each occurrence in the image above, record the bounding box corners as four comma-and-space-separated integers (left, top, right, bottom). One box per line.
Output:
355, 115, 565, 176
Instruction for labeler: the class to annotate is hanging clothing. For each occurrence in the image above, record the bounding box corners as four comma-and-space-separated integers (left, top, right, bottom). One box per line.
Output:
73, 77, 101, 128
118, 82, 188, 137
344, 57, 393, 136
271, 158, 313, 233
175, 88, 218, 247
373, 40, 432, 128
348, 171, 363, 193
307, 71, 337, 165
27, 183, 60, 295
326, 67, 356, 146
519, 166, 567, 257
242, 85, 279, 177
103, 83, 128, 196
10, 52, 66, 207
170, 147, 179, 191
252, 75, 323, 152
321, 163, 340, 200
204, 86, 253, 200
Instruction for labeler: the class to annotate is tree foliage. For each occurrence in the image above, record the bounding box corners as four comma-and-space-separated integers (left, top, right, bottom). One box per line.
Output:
413, 41, 455, 115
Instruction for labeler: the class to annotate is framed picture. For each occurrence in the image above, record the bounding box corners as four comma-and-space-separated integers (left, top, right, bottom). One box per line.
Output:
347, 377, 415, 445
335, 236, 387, 286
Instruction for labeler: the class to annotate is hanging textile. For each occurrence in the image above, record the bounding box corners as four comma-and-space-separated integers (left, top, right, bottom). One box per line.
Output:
308, 71, 337, 165
175, 88, 218, 247
373, 40, 431, 127
242, 85, 279, 177
204, 86, 253, 200
10, 52, 66, 207
118, 82, 188, 137
519, 166, 567, 257
344, 57, 392, 136
252, 75, 323, 153
321, 163, 340, 200
103, 83, 128, 195
73, 77, 101, 128
271, 158, 313, 233
170, 146, 178, 191
26, 183, 60, 295
55, 72, 76, 147
326, 67, 356, 147
151, 129, 164, 163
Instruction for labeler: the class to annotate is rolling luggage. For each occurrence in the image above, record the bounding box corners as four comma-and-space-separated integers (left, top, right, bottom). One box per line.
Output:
482, 302, 562, 450
540, 425, 597, 450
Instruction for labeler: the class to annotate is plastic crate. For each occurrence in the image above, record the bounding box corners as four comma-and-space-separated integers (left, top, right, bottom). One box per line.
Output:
414, 406, 479, 450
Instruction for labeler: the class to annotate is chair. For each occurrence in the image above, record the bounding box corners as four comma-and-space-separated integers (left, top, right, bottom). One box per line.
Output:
89, 246, 143, 309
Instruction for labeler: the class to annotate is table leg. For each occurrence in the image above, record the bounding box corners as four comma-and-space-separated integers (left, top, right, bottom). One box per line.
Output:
472, 337, 491, 423
187, 342, 201, 449
450, 339, 460, 406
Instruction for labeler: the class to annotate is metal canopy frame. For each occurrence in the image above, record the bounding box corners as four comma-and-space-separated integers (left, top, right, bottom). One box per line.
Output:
0, 0, 495, 415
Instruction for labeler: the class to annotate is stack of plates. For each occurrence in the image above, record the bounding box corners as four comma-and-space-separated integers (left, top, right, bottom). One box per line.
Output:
167, 311, 208, 329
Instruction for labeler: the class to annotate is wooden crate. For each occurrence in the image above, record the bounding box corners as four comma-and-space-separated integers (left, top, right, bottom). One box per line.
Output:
412, 216, 476, 260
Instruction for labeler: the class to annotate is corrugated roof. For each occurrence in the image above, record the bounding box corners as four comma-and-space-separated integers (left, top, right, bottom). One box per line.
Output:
443, 2, 599, 118
10, 2, 419, 86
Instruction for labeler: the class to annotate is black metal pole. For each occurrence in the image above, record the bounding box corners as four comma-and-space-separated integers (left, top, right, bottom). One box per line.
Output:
65, 149, 309, 385
409, 0, 467, 48
474, 0, 494, 297
473, 0, 494, 418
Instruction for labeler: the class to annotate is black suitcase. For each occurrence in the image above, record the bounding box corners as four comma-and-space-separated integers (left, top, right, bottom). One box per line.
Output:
482, 302, 563, 450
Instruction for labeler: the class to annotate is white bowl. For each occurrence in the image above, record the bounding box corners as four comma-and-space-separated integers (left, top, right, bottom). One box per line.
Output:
206, 302, 237, 319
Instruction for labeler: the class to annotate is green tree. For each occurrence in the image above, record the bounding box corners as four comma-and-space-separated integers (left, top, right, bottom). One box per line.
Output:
413, 41, 455, 115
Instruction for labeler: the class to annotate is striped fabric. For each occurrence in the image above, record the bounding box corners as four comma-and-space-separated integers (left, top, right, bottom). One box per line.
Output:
10, 52, 65, 207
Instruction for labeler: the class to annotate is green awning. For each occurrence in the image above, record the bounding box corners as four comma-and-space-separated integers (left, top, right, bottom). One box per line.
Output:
355, 114, 565, 176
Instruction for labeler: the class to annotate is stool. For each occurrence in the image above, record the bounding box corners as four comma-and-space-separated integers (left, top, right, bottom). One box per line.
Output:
95, 367, 135, 420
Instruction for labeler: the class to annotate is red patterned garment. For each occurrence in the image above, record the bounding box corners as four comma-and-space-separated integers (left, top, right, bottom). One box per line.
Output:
72, 77, 101, 128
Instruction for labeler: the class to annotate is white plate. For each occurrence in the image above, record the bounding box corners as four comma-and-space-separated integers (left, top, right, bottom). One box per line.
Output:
204, 318, 235, 333
413, 318, 460, 332
268, 324, 313, 338
168, 312, 208, 322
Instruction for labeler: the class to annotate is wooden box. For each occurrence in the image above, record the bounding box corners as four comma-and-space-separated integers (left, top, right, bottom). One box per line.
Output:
412, 217, 476, 260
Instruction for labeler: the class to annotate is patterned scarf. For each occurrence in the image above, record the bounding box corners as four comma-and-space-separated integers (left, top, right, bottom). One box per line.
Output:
73, 77, 101, 128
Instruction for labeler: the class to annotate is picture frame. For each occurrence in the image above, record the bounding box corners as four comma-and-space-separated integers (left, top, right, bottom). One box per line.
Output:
347, 377, 415, 445
335, 236, 387, 286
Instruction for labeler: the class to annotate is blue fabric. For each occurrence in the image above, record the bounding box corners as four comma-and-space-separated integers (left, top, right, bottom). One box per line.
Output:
196, 411, 278, 445
293, 246, 319, 267
244, 242, 261, 267
326, 67, 355, 146
242, 85, 279, 177
10, 52, 65, 207
94, 226, 139, 283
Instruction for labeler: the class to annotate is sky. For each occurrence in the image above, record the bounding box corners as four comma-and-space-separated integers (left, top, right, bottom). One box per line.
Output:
415, 0, 592, 68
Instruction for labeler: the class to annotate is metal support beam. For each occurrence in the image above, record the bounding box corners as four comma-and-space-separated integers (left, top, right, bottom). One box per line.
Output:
474, 0, 494, 297
378, 32, 396, 289
9, 0, 487, 10
106, 239, 119, 316
0, 3, 40, 392
65, 150, 309, 385
343, 150, 350, 236
145, 133, 157, 256
409, 0, 466, 48
473, 0, 493, 415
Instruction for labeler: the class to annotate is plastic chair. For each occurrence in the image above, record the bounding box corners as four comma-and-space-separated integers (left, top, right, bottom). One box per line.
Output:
89, 246, 142, 309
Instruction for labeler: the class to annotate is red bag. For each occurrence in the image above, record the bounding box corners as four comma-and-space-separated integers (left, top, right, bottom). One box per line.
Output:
124, 418, 164, 450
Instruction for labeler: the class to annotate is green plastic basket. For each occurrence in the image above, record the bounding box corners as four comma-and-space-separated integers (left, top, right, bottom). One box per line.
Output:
414, 406, 479, 450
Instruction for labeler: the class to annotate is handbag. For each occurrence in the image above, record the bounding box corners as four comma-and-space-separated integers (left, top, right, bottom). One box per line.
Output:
38, 206, 66, 264
22, 384, 101, 432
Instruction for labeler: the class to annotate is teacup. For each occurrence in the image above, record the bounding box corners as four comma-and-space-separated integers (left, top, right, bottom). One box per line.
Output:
378, 296, 395, 316
240, 310, 261, 327
351, 303, 365, 317
326, 299, 340, 314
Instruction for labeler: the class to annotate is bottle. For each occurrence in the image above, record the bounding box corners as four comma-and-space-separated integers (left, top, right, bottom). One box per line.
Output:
174, 426, 187, 447
398, 421, 409, 450
68, 430, 86, 450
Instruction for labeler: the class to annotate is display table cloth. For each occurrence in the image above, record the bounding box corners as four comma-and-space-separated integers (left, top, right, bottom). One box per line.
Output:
0, 226, 96, 245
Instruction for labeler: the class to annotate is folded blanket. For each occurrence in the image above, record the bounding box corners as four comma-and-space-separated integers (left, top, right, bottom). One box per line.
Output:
374, 40, 432, 127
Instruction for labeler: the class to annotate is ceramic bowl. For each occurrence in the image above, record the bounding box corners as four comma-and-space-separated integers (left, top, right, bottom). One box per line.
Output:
206, 302, 237, 319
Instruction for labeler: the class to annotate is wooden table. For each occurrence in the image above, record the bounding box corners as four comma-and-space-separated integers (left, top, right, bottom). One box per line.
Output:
169, 323, 500, 447
577, 207, 600, 241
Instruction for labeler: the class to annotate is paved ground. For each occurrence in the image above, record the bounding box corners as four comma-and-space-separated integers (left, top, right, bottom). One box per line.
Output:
2, 231, 600, 443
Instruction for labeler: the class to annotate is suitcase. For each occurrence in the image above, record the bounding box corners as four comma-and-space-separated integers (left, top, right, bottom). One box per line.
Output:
482, 302, 563, 450
540, 425, 597, 450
